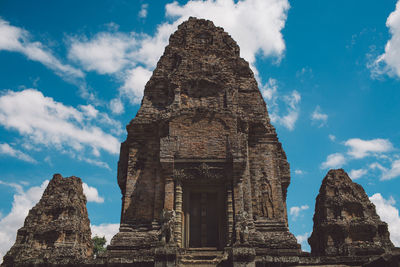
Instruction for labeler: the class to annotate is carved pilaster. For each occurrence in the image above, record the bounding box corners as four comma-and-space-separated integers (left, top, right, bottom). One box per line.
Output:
161, 158, 174, 211
153, 168, 163, 221
226, 184, 234, 245
232, 157, 247, 244
175, 181, 183, 247
164, 177, 174, 211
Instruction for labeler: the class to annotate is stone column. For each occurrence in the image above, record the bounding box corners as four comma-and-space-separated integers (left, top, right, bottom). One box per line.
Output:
164, 177, 174, 211
233, 180, 244, 243
243, 159, 253, 223
161, 158, 174, 212
201, 193, 207, 246
175, 181, 183, 247
233, 158, 246, 244
226, 184, 234, 245
153, 168, 163, 222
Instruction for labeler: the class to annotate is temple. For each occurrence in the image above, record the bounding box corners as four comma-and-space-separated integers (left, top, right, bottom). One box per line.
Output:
3, 17, 398, 267
107, 17, 301, 266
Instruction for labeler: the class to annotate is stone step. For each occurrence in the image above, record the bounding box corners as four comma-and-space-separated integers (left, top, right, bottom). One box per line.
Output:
179, 261, 224, 267
254, 221, 288, 232
178, 249, 227, 267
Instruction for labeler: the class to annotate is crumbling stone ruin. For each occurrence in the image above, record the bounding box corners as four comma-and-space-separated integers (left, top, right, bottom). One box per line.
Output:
2, 17, 399, 267
2, 174, 93, 266
308, 169, 394, 258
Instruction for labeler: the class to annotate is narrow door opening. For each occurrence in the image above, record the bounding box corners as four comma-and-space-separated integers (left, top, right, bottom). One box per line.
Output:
184, 186, 225, 249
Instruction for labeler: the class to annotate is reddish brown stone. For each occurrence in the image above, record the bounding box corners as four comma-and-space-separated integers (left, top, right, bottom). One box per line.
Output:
108, 17, 300, 265
2, 174, 93, 266
309, 169, 394, 257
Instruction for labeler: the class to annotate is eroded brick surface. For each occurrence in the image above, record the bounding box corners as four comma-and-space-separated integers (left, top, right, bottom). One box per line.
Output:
108, 17, 300, 263
309, 169, 394, 257
2, 174, 93, 266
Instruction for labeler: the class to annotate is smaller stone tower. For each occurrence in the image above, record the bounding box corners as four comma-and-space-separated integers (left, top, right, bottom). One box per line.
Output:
2, 174, 93, 266
308, 169, 394, 257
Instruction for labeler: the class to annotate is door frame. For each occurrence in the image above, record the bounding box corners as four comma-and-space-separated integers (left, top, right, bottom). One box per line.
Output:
182, 184, 226, 249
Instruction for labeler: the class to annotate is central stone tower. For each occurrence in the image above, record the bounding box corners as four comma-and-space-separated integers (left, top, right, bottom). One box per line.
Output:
108, 17, 300, 265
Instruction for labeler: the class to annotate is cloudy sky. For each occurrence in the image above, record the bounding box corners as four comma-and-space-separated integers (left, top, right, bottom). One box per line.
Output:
1, 0, 400, 259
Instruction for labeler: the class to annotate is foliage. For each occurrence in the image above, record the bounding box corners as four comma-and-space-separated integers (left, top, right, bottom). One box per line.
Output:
92, 235, 107, 257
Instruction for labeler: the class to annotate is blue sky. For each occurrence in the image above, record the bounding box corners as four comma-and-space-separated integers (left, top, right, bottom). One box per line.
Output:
1, 0, 400, 259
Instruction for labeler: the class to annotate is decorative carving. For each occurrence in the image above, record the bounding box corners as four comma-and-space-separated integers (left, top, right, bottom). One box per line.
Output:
235, 212, 250, 245
160, 209, 176, 244
260, 170, 274, 219
173, 163, 225, 181
196, 162, 214, 178
173, 168, 186, 180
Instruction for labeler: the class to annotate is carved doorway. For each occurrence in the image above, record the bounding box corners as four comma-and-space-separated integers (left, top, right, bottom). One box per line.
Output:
183, 185, 225, 249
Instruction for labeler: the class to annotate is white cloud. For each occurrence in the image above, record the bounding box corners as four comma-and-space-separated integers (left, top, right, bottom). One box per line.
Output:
261, 78, 278, 102
68, 31, 152, 104
321, 153, 346, 169
369, 162, 387, 172
139, 4, 149, 19
322, 137, 397, 181
109, 98, 124, 114
82, 183, 104, 203
349, 168, 368, 180
281, 90, 301, 130
68, 32, 138, 74
0, 180, 49, 263
344, 138, 393, 159
370, 193, 400, 246
328, 134, 336, 142
311, 105, 328, 127
295, 232, 311, 251
262, 79, 301, 131
68, 0, 290, 110
269, 90, 301, 131
129, 22, 176, 70
82, 157, 110, 170
371, 159, 400, 181
289, 205, 309, 220
0, 18, 83, 81
382, 159, 400, 180
0, 143, 36, 163
372, 0, 400, 78
166, 0, 289, 65
0, 89, 120, 157
120, 66, 153, 104
79, 104, 99, 118
91, 223, 119, 245
294, 169, 304, 175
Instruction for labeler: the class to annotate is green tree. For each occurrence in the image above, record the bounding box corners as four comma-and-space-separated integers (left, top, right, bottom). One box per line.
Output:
92, 235, 107, 258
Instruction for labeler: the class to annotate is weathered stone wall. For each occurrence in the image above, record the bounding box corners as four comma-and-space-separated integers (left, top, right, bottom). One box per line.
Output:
108, 17, 300, 263
308, 169, 394, 257
169, 113, 235, 159
2, 174, 93, 266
